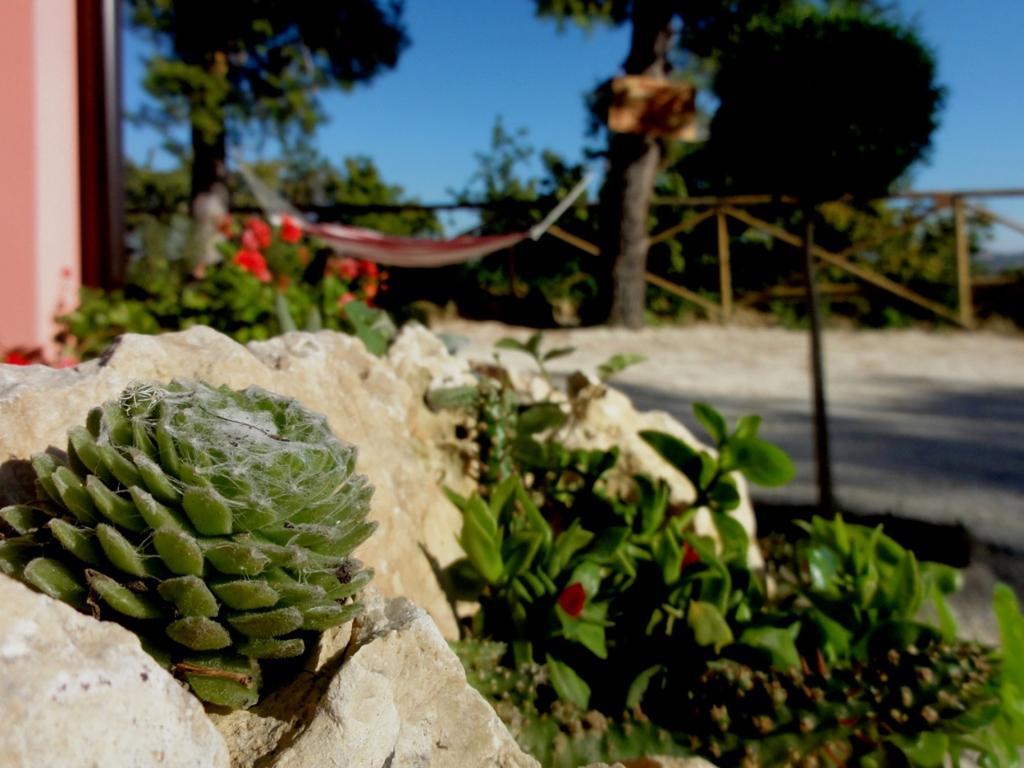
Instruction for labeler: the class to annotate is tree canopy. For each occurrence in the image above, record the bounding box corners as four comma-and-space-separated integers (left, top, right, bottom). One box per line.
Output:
691, 9, 945, 200
129, 0, 408, 146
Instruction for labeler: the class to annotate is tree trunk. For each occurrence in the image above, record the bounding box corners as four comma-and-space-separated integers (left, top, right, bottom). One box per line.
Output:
190, 123, 230, 268
601, 3, 674, 328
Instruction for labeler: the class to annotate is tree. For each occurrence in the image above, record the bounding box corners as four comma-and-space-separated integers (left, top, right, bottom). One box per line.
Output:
127, 0, 408, 244
533, 0, 894, 326
686, 8, 943, 510
690, 10, 944, 200
534, 1, 787, 326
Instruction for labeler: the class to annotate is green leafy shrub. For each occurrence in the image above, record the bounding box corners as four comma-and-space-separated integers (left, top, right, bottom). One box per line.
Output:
0, 380, 375, 708
435, 335, 1024, 766
58, 215, 395, 359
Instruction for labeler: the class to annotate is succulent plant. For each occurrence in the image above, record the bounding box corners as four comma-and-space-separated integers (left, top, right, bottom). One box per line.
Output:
642, 639, 1001, 766
0, 380, 375, 708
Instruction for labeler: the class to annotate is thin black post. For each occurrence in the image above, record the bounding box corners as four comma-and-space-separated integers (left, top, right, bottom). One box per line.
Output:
801, 205, 834, 511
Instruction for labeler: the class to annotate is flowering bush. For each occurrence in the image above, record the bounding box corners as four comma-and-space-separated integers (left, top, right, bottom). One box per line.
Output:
59, 215, 393, 359
1, 347, 78, 368
436, 335, 1024, 767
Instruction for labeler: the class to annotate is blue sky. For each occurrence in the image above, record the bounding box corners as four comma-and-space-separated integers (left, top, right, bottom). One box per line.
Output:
123, 0, 1024, 251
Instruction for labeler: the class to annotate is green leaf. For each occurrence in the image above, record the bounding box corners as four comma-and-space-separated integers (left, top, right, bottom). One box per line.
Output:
895, 731, 948, 767
687, 600, 734, 652
542, 346, 575, 362
524, 332, 544, 357
712, 512, 749, 564
807, 545, 842, 594
343, 301, 396, 357
892, 550, 923, 617
558, 610, 608, 659
459, 496, 504, 584
489, 475, 519, 518
626, 665, 662, 709
739, 623, 801, 669
514, 483, 552, 548
639, 430, 699, 475
733, 415, 761, 440
567, 561, 602, 599
994, 583, 1024, 691
517, 403, 567, 435
545, 655, 591, 709
587, 526, 630, 562
811, 609, 853, 661
597, 353, 646, 381
653, 528, 683, 585
727, 437, 795, 486
495, 337, 528, 353
636, 476, 669, 535
548, 521, 594, 578
693, 402, 727, 446
708, 477, 741, 512
274, 292, 297, 333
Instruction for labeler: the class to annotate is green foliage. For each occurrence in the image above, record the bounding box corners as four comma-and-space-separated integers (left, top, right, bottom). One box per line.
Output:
426, 119, 600, 327
434, 340, 1024, 766
0, 381, 375, 708
58, 215, 395, 359
127, 0, 407, 152
693, 8, 944, 200
231, 149, 442, 237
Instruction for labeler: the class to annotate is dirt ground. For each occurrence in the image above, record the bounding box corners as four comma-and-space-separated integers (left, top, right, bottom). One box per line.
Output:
436, 319, 1024, 643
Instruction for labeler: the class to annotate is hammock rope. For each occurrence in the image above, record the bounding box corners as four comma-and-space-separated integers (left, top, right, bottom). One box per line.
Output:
236, 160, 595, 269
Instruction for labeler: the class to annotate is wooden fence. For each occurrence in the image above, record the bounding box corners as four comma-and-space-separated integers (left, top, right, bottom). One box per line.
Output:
546, 188, 1024, 328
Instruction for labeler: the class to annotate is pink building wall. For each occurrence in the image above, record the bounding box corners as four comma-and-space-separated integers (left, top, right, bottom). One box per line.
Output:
0, 0, 80, 357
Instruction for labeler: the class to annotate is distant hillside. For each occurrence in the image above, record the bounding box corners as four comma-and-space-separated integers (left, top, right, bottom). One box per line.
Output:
977, 250, 1024, 275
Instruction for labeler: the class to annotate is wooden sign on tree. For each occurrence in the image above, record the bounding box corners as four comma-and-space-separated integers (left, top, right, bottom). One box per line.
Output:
607, 76, 698, 140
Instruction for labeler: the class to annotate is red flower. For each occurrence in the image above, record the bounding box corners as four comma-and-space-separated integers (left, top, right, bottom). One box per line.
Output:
360, 260, 379, 278
245, 217, 272, 249
338, 292, 357, 309
681, 544, 701, 571
362, 280, 379, 301
3, 351, 32, 366
241, 229, 261, 252
557, 582, 586, 618
280, 215, 303, 244
335, 257, 360, 281
233, 249, 272, 282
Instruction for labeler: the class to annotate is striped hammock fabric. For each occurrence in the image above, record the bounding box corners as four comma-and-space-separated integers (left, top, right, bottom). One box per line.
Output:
299, 221, 528, 268
237, 159, 594, 269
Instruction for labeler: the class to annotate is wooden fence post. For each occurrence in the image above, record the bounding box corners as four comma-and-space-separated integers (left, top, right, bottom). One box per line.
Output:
953, 196, 974, 328
716, 209, 733, 321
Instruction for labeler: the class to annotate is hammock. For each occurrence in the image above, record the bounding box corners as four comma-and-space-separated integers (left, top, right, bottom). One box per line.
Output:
238, 161, 594, 269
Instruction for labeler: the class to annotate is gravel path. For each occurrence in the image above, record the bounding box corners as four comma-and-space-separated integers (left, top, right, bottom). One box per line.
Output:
437, 320, 1024, 551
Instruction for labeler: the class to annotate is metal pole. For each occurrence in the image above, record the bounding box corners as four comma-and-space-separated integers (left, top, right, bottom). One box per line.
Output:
716, 209, 733, 321
953, 196, 974, 328
801, 207, 834, 512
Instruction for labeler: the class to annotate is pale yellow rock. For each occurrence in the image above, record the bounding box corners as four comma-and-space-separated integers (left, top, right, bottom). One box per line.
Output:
0, 575, 229, 768
0, 327, 460, 635
213, 587, 538, 768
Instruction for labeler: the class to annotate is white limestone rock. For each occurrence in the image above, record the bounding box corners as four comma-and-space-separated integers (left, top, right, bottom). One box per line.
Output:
211, 587, 538, 768
0, 575, 229, 768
